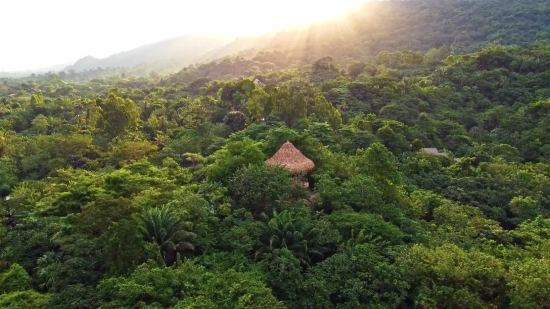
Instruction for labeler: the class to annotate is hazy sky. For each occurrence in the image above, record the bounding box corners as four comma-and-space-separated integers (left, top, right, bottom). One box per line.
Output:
0, 0, 366, 72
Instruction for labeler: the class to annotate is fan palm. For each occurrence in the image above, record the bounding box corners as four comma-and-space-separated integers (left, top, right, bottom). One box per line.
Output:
256, 210, 323, 266
136, 205, 196, 266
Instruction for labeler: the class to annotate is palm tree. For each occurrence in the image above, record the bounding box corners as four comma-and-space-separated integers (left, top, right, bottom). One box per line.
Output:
256, 210, 323, 266
136, 206, 196, 266
35, 252, 61, 291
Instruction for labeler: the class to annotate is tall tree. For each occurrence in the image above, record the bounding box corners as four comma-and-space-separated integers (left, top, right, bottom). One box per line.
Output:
246, 87, 271, 122
272, 85, 307, 127
98, 92, 140, 139
136, 206, 196, 266
312, 95, 342, 129
256, 210, 323, 266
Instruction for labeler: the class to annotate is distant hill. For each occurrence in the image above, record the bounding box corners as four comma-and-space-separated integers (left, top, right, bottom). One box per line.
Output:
194, 32, 278, 62
162, 0, 550, 84
63, 34, 237, 72
18, 0, 550, 80
193, 0, 550, 66
0, 62, 71, 78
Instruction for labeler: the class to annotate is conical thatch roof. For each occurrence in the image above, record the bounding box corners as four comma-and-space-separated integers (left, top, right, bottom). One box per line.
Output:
265, 142, 315, 173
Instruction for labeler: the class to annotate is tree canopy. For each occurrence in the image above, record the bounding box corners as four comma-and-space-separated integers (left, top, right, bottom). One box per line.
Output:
2, 0, 550, 307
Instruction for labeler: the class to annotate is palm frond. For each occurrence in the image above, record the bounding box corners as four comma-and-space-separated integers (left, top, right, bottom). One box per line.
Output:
136, 205, 196, 263
255, 210, 324, 265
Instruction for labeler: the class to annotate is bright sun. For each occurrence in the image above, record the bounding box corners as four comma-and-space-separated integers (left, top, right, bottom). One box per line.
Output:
0, 0, 369, 71
307, 1, 367, 21
226, 0, 368, 35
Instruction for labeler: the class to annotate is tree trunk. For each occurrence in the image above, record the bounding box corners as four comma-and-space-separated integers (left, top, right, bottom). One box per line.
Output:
164, 248, 177, 266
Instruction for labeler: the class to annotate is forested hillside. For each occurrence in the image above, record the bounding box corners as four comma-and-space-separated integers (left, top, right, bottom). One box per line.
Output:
11, 0, 550, 81
134, 0, 550, 84
2, 0, 550, 308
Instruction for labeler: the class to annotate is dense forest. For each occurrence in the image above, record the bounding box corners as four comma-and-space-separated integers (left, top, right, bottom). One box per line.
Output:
2, 0, 550, 308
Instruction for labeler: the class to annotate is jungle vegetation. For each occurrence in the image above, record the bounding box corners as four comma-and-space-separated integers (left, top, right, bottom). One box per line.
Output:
2, 0, 550, 308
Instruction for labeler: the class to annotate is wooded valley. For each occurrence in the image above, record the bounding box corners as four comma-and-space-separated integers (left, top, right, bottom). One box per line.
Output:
1, 0, 550, 308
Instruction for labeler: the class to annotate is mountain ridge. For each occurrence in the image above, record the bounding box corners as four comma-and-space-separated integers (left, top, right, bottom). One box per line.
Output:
63, 33, 238, 72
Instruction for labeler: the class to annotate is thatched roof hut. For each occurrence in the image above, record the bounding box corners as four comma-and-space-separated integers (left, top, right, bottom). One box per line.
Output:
265, 142, 315, 174
422, 148, 445, 156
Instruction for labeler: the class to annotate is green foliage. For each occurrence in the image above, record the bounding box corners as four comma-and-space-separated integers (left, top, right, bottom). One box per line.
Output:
430, 202, 508, 249
347, 62, 367, 79
98, 92, 140, 139
46, 283, 99, 309
356, 142, 401, 185
509, 196, 540, 224
215, 208, 263, 254
312, 95, 342, 129
71, 196, 139, 236
355, 142, 404, 207
256, 210, 323, 265
206, 138, 265, 184
101, 220, 151, 277
246, 87, 271, 122
175, 269, 286, 309
1, 217, 60, 272
3, 3, 550, 307
260, 248, 303, 305
109, 141, 158, 166
300, 244, 408, 308
0, 263, 31, 293
508, 257, 550, 309
98, 261, 284, 309
0, 290, 50, 309
31, 114, 50, 134
411, 138, 424, 152
325, 212, 405, 247
223, 110, 247, 132
97, 261, 201, 309
136, 205, 196, 266
229, 164, 293, 214
272, 83, 308, 127
219, 78, 255, 110
0, 171, 16, 197
400, 244, 507, 309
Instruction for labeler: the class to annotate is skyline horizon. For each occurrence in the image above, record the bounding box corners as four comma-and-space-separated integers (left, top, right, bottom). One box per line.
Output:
1, 32, 240, 74
0, 0, 367, 73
